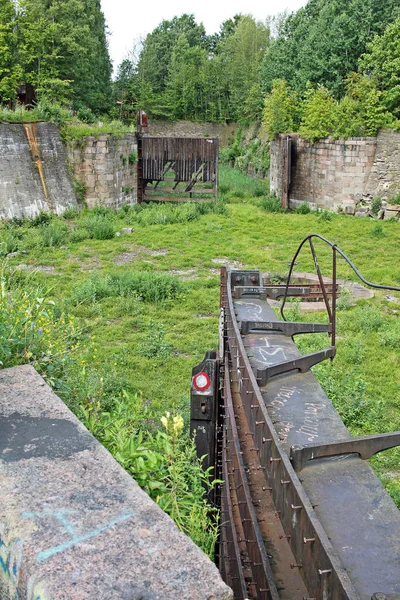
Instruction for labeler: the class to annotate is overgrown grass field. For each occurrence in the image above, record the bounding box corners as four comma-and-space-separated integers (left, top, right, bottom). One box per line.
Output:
1, 165, 400, 550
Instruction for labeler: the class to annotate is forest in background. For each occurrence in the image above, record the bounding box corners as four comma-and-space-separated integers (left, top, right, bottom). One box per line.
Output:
1, 0, 400, 138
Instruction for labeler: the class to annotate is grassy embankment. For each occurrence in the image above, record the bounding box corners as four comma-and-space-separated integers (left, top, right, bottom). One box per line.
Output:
1, 165, 399, 551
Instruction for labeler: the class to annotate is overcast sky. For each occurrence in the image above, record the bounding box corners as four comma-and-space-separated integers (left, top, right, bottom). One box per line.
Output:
101, 0, 307, 72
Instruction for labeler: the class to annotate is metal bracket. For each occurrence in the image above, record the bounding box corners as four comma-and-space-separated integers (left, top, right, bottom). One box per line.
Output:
290, 431, 400, 472
256, 347, 336, 386
230, 271, 260, 288
240, 320, 331, 336
233, 284, 337, 300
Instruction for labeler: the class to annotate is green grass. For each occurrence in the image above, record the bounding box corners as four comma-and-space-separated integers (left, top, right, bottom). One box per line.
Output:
1, 167, 400, 512
61, 120, 134, 142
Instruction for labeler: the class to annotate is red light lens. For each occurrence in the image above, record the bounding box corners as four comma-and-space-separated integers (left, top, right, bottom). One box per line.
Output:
192, 371, 211, 392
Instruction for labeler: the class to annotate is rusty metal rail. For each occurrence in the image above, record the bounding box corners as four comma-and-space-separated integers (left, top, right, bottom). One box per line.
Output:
191, 240, 400, 600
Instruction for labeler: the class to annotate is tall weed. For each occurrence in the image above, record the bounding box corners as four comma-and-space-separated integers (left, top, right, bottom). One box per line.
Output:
70, 271, 182, 305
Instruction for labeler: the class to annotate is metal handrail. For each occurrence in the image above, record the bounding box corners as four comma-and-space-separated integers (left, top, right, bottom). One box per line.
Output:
280, 233, 400, 347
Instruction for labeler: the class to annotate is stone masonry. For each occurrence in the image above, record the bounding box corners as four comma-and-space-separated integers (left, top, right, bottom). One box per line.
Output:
148, 120, 238, 147
0, 365, 233, 600
68, 134, 137, 209
270, 129, 400, 215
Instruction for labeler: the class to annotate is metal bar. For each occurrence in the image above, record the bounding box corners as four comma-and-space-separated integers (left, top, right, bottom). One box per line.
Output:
308, 238, 332, 322
256, 347, 336, 387
234, 285, 336, 301
290, 432, 400, 472
240, 321, 331, 337
332, 246, 337, 348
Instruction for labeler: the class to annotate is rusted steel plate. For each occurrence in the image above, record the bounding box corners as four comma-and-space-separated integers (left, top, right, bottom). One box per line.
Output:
223, 268, 360, 600
225, 268, 400, 599
224, 356, 280, 600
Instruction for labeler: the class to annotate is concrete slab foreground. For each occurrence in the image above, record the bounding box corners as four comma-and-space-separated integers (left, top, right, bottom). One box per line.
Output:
0, 365, 232, 600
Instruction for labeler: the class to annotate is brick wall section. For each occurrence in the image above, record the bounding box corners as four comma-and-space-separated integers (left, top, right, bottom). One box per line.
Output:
148, 120, 238, 147
68, 134, 137, 209
270, 130, 400, 211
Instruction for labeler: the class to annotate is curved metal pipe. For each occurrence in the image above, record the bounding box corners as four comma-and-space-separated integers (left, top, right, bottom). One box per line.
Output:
280, 234, 400, 324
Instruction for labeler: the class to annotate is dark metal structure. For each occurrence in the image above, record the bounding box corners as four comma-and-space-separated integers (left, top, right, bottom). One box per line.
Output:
191, 236, 400, 600
136, 135, 218, 203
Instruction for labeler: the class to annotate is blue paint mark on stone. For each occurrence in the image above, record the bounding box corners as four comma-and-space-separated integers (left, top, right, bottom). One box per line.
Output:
22, 509, 134, 563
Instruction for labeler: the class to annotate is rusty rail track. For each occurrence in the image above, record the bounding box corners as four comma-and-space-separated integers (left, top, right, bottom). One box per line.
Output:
191, 237, 400, 600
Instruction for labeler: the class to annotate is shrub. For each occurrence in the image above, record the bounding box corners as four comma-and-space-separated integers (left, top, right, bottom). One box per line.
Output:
138, 321, 173, 359
31, 211, 53, 227
263, 79, 299, 139
299, 84, 336, 142
0, 261, 83, 387
296, 202, 312, 214
39, 221, 69, 247
0, 231, 20, 255
80, 405, 219, 558
371, 197, 382, 217
70, 227, 90, 243
370, 223, 385, 238
259, 195, 283, 213
318, 209, 333, 221
63, 207, 80, 220
84, 215, 115, 240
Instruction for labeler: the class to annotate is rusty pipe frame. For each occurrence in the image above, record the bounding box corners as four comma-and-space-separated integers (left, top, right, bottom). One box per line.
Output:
280, 234, 400, 349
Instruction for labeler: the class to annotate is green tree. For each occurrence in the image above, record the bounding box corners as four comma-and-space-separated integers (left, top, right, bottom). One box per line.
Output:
359, 17, 400, 118
299, 83, 336, 141
0, 0, 21, 102
220, 15, 269, 121
15, 0, 112, 111
137, 14, 208, 103
261, 0, 400, 98
262, 79, 298, 139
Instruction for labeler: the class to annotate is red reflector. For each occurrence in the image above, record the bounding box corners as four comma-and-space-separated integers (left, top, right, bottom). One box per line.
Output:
192, 371, 211, 392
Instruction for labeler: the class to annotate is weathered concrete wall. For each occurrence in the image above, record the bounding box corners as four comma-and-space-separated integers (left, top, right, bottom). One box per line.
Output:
270, 130, 400, 213
0, 123, 77, 219
0, 365, 232, 600
148, 120, 238, 147
68, 134, 137, 209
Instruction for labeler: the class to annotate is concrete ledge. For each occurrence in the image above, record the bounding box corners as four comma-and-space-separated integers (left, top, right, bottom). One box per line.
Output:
0, 365, 232, 600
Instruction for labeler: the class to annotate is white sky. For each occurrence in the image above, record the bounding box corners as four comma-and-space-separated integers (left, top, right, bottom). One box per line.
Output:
101, 0, 307, 72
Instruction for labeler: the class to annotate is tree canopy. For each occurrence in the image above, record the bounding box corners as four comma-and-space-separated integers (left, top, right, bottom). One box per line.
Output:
0, 0, 112, 113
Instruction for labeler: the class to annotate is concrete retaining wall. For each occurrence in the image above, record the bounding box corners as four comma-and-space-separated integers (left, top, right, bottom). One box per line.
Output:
68, 134, 137, 209
270, 129, 400, 213
0, 365, 232, 600
0, 123, 77, 219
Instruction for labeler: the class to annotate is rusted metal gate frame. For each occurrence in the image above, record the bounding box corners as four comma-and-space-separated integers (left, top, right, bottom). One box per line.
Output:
136, 134, 218, 203
216, 240, 400, 599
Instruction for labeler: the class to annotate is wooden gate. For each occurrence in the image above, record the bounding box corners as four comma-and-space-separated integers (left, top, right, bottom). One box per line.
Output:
137, 135, 218, 203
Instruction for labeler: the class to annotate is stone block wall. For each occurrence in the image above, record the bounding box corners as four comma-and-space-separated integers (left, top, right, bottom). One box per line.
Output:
270, 130, 400, 213
0, 365, 232, 600
365, 129, 400, 199
68, 134, 137, 209
148, 120, 238, 147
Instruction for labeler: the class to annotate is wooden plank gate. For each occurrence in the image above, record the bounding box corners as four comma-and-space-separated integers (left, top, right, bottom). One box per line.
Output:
136, 135, 218, 203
